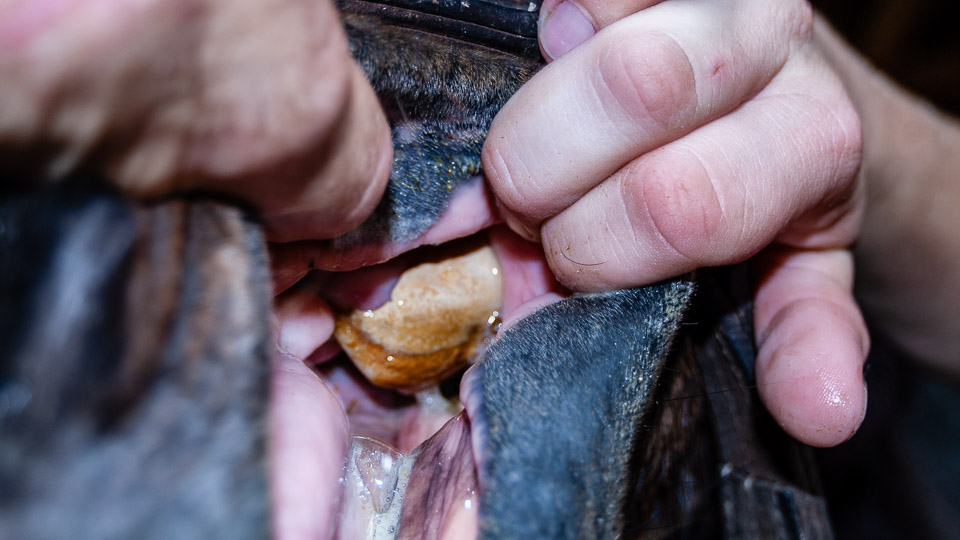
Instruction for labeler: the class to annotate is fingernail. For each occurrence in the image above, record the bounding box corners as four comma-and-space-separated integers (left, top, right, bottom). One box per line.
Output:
540, 1, 595, 60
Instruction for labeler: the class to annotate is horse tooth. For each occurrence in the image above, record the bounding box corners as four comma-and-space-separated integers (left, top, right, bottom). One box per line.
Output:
335, 244, 502, 392
353, 437, 403, 514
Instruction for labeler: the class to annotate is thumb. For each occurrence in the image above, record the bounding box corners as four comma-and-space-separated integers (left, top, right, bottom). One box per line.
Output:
539, 0, 665, 60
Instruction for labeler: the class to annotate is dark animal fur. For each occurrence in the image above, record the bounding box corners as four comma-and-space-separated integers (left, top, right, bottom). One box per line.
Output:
0, 188, 271, 539
333, 8, 541, 247
470, 282, 694, 539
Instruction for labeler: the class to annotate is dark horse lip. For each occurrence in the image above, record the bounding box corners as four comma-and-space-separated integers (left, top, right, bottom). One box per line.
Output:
335, 0, 542, 58
268, 1, 547, 280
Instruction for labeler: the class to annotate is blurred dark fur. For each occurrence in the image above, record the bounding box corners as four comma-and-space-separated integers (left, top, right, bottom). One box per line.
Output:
0, 187, 271, 539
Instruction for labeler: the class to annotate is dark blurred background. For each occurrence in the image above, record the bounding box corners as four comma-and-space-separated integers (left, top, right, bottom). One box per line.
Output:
814, 0, 960, 115
809, 2, 960, 538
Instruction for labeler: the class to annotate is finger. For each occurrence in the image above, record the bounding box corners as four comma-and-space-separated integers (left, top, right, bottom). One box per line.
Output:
141, 0, 393, 241
256, 61, 393, 241
539, 49, 862, 290
752, 247, 869, 447
538, 0, 666, 60
182, 0, 392, 242
0, 0, 392, 242
484, 0, 813, 239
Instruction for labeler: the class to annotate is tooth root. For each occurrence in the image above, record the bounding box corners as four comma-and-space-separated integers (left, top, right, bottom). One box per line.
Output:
352, 437, 402, 514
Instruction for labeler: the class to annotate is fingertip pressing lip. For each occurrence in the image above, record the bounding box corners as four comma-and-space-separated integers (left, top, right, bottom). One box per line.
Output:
539, 1, 596, 61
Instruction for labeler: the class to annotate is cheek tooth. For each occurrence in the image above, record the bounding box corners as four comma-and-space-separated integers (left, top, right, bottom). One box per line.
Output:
353, 438, 402, 514
334, 244, 503, 392
340, 437, 414, 537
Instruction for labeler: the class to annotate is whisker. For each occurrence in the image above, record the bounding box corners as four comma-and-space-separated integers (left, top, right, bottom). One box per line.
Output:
660, 385, 757, 403
559, 250, 605, 266
660, 377, 799, 403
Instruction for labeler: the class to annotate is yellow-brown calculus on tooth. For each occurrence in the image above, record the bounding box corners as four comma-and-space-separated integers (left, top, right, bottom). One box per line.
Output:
334, 245, 502, 392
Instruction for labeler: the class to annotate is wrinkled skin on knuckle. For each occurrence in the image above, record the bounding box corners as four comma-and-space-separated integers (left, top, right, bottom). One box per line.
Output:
771, 0, 815, 51
624, 150, 726, 265
482, 137, 548, 224
594, 30, 698, 136
780, 77, 865, 249
541, 218, 617, 292
828, 87, 864, 191
819, 95, 864, 243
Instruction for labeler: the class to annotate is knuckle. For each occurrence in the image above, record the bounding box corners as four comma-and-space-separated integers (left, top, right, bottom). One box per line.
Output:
481, 141, 542, 220
806, 79, 863, 209
815, 90, 864, 242
777, 0, 814, 46
621, 150, 726, 264
828, 92, 864, 183
594, 31, 698, 134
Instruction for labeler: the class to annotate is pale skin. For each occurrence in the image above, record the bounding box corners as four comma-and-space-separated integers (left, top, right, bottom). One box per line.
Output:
815, 17, 960, 379
0, 0, 393, 241
483, 0, 869, 447
2, 0, 958, 525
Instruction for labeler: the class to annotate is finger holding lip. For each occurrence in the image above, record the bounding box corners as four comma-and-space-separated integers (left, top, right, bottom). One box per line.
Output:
484, 0, 809, 239
538, 50, 862, 291
0, 0, 392, 243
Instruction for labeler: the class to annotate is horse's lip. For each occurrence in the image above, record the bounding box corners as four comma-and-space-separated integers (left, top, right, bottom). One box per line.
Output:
319, 356, 481, 538
337, 0, 543, 58
269, 175, 501, 294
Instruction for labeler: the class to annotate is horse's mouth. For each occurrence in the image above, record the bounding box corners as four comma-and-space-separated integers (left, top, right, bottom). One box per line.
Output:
0, 182, 696, 539
270, 225, 567, 539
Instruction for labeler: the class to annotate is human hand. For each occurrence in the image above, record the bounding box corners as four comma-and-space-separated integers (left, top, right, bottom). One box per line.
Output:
816, 16, 960, 377
483, 0, 868, 447
2, 5, 391, 536
0, 0, 392, 242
